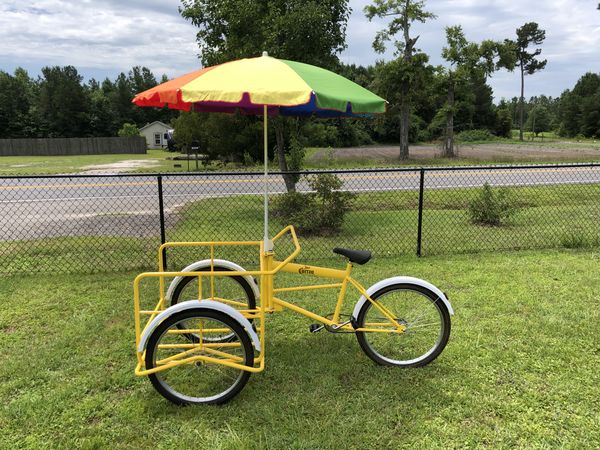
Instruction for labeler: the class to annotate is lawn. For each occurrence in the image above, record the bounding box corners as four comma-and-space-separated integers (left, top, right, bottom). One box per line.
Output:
1, 182, 599, 275
164, 182, 600, 267
0, 149, 189, 176
1, 132, 599, 176
0, 249, 598, 448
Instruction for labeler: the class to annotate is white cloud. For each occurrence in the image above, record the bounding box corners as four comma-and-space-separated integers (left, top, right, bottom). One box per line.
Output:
0, 0, 598, 99
345, 0, 600, 98
0, 0, 200, 78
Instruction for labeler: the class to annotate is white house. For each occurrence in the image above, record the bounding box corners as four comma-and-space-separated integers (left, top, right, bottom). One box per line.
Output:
139, 121, 171, 149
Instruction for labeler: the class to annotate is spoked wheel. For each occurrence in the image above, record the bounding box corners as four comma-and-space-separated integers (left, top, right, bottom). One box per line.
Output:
356, 284, 451, 367
145, 309, 254, 405
170, 266, 256, 343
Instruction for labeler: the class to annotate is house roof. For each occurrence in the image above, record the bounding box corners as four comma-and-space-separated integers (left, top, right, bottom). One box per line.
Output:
139, 121, 170, 131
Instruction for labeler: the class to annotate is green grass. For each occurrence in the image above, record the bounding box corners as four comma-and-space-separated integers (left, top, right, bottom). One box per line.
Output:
0, 236, 159, 273
1, 249, 598, 448
164, 182, 600, 264
0, 149, 194, 175
2, 182, 599, 274
2, 131, 600, 176
473, 130, 600, 149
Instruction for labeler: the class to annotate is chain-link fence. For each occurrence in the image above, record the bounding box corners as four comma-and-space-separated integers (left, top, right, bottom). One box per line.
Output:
1, 163, 598, 274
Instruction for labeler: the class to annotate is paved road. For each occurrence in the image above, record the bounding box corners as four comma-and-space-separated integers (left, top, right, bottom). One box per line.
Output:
0, 166, 598, 240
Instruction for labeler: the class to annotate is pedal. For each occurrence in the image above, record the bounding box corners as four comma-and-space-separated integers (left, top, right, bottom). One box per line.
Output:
309, 324, 324, 333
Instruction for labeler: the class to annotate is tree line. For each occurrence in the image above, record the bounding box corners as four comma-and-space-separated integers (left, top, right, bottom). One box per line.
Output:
1, 0, 598, 166
0, 65, 176, 139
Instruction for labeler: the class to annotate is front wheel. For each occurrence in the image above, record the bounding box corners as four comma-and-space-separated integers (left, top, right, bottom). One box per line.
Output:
145, 308, 254, 405
355, 284, 451, 367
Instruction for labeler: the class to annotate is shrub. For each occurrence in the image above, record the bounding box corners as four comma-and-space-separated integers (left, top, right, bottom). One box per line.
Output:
457, 129, 495, 142
117, 123, 140, 137
271, 174, 355, 235
561, 232, 600, 249
468, 183, 516, 226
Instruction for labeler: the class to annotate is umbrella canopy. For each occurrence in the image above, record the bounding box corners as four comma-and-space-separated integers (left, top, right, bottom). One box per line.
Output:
133, 53, 386, 250
133, 53, 386, 117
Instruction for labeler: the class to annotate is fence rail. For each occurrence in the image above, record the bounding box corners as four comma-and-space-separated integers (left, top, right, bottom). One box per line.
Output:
0, 163, 598, 274
0, 136, 146, 156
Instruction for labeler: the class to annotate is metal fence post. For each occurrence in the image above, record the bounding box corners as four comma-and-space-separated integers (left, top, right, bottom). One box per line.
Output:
416, 168, 425, 257
157, 175, 167, 269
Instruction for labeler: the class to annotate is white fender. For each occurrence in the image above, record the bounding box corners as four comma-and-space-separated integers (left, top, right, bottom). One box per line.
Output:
138, 300, 261, 352
165, 259, 260, 303
351, 276, 454, 322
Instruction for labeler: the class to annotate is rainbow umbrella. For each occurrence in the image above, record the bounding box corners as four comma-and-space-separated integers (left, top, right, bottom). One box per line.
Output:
133, 52, 386, 250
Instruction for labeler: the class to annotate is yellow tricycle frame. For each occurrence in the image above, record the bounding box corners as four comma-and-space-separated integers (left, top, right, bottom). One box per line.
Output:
133, 225, 406, 376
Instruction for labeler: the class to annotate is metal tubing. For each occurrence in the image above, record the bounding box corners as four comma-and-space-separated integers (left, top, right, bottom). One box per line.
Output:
332, 263, 353, 323
272, 297, 337, 326
263, 104, 272, 252
417, 168, 425, 257
157, 175, 167, 269
273, 283, 342, 293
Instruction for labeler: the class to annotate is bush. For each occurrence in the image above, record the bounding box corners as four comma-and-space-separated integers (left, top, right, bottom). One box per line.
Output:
456, 129, 495, 142
117, 123, 140, 137
561, 232, 600, 249
271, 174, 355, 235
468, 183, 516, 226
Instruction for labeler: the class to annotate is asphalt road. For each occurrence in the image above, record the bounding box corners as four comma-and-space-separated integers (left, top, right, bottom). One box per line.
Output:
0, 166, 598, 240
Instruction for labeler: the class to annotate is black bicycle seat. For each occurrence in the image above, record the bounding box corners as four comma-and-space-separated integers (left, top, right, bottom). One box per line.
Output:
332, 247, 372, 265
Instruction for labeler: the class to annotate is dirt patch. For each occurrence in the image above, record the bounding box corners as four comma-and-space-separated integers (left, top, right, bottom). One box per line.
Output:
310, 143, 600, 163
79, 159, 160, 174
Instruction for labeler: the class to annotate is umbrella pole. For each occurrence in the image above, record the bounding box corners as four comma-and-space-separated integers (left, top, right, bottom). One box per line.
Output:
263, 104, 273, 252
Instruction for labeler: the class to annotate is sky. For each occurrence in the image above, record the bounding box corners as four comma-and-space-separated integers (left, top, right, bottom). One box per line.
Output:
1, 0, 599, 102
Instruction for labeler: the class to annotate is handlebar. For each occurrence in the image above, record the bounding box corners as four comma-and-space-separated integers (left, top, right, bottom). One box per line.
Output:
270, 225, 301, 273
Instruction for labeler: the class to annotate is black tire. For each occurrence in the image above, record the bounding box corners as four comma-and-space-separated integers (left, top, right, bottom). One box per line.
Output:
170, 266, 256, 343
356, 284, 451, 367
145, 308, 254, 405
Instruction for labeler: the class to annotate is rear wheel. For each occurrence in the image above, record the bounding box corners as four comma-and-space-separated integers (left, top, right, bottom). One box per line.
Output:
145, 309, 254, 405
356, 284, 450, 367
169, 266, 256, 343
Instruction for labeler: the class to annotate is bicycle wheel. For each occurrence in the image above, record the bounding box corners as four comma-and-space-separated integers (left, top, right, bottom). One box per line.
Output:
170, 266, 256, 343
356, 284, 451, 367
145, 309, 254, 405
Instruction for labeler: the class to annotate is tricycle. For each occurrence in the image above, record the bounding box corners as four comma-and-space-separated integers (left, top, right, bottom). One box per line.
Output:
133, 225, 453, 405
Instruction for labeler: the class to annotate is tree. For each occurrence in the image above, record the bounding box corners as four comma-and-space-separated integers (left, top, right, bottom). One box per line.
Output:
0, 69, 37, 138
525, 105, 552, 137
372, 54, 437, 143
470, 74, 496, 130
558, 72, 600, 138
440, 27, 514, 156
179, 0, 351, 191
172, 112, 204, 156
364, 0, 436, 160
495, 108, 512, 138
514, 22, 547, 141
37, 66, 90, 137
86, 78, 115, 137
172, 111, 264, 164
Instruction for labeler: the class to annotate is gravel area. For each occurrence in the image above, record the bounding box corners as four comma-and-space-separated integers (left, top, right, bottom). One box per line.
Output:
310, 142, 600, 162
79, 160, 161, 174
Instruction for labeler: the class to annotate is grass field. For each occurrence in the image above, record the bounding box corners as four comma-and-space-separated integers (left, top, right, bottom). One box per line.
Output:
1, 182, 599, 275
164, 182, 600, 265
1, 131, 599, 176
0, 149, 189, 176
0, 249, 598, 448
